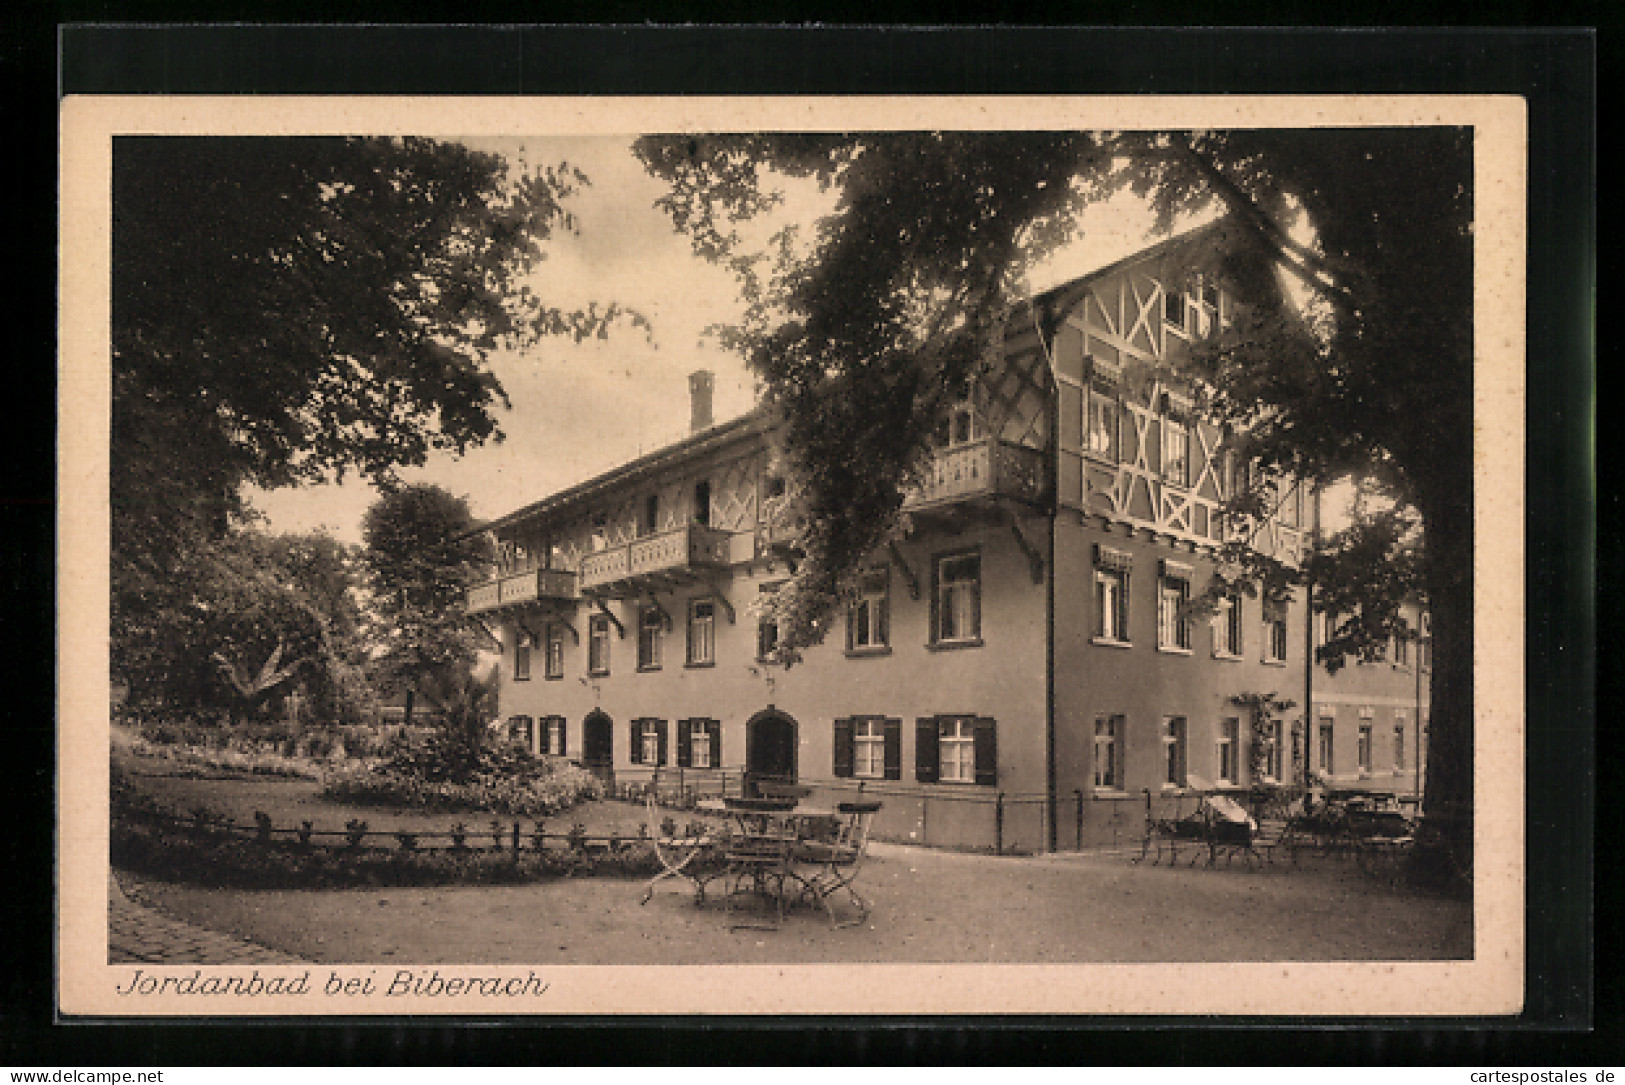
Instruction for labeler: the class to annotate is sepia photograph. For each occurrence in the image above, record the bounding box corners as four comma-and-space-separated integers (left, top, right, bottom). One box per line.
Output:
58, 93, 1528, 1017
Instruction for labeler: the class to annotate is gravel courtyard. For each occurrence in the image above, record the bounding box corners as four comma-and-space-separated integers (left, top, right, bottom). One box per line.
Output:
112, 739, 1472, 965
123, 843, 1471, 965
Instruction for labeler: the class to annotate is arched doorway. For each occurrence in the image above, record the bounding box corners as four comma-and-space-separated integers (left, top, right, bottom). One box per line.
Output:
582, 710, 614, 786
745, 708, 798, 797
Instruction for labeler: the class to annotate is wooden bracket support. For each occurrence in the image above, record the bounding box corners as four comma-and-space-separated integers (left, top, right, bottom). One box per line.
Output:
888, 540, 922, 601
639, 593, 673, 632
1007, 512, 1046, 585
594, 597, 626, 639
700, 575, 737, 624
555, 616, 581, 646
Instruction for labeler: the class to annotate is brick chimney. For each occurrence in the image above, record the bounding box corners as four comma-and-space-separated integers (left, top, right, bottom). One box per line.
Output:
688, 369, 715, 433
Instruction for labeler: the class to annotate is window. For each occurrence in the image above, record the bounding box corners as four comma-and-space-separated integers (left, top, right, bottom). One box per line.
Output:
1095, 567, 1129, 642
588, 614, 611, 676
847, 570, 890, 652
640, 493, 660, 537
947, 400, 981, 447
544, 624, 565, 679
940, 717, 976, 783
1216, 717, 1240, 785
1162, 283, 1184, 326
687, 599, 716, 666
933, 552, 982, 645
513, 633, 532, 681
508, 715, 534, 751
1263, 718, 1284, 782
914, 716, 996, 785
1086, 385, 1120, 460
1392, 631, 1410, 668
1213, 594, 1243, 658
1358, 722, 1373, 776
1265, 607, 1289, 663
757, 615, 779, 661
545, 716, 566, 757
590, 513, 608, 552
1094, 715, 1123, 791
1393, 715, 1407, 774
637, 606, 664, 670
692, 479, 711, 527
1161, 416, 1189, 485
630, 718, 666, 766
1157, 567, 1192, 652
678, 718, 719, 769
1317, 716, 1335, 777
1161, 716, 1188, 789
833, 716, 901, 780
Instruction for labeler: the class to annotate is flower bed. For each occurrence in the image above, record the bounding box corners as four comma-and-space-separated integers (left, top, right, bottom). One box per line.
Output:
319, 733, 603, 818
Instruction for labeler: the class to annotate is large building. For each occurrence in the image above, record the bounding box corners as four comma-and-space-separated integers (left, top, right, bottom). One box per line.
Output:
466, 227, 1429, 852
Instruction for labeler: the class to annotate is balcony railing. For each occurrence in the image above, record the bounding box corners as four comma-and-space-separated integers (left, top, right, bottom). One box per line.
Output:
579, 523, 733, 592
465, 567, 580, 616
904, 437, 1048, 511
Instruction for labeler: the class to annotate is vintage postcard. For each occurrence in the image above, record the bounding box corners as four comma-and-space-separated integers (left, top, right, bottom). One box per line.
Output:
59, 94, 1526, 1017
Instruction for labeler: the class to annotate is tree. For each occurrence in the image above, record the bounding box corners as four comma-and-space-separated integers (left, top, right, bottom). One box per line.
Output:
117, 529, 372, 726
636, 128, 1474, 867
360, 483, 492, 730
111, 136, 627, 703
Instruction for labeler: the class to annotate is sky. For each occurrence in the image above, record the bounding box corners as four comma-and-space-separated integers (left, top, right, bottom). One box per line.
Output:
247, 135, 1198, 545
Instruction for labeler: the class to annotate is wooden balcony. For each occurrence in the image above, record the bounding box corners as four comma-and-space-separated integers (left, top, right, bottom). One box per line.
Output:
465, 567, 580, 616
579, 523, 734, 594
904, 438, 1049, 514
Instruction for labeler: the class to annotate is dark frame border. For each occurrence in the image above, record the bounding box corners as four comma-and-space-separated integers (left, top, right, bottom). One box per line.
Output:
23, 22, 1599, 1066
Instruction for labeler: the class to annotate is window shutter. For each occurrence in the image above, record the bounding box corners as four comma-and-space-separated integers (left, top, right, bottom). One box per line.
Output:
629, 720, 641, 764
832, 717, 854, 778
844, 604, 855, 652
971, 565, 982, 638
556, 717, 566, 757
676, 719, 692, 768
707, 719, 722, 764
974, 717, 998, 786
915, 717, 940, 783
877, 594, 890, 646
884, 718, 902, 780
657, 720, 668, 766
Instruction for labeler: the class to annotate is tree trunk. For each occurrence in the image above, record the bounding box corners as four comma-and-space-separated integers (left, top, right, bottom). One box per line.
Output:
1416, 478, 1474, 886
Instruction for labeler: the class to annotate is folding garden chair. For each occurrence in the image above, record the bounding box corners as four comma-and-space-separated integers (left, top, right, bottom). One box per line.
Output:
792, 800, 882, 928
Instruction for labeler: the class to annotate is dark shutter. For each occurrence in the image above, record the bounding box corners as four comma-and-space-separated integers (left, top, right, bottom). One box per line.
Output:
884, 718, 902, 780
676, 719, 692, 768
877, 594, 889, 647
707, 719, 722, 765
657, 720, 669, 766
970, 560, 982, 638
974, 717, 998, 786
629, 720, 641, 764
832, 717, 854, 778
915, 717, 939, 783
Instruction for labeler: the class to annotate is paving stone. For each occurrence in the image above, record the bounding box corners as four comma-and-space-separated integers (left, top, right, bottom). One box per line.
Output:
108, 873, 307, 965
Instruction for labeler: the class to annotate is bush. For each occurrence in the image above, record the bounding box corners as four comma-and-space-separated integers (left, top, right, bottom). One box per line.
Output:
319, 731, 604, 817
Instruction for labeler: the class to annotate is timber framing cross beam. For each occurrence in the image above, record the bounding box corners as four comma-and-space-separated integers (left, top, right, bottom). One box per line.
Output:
593, 597, 626, 639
